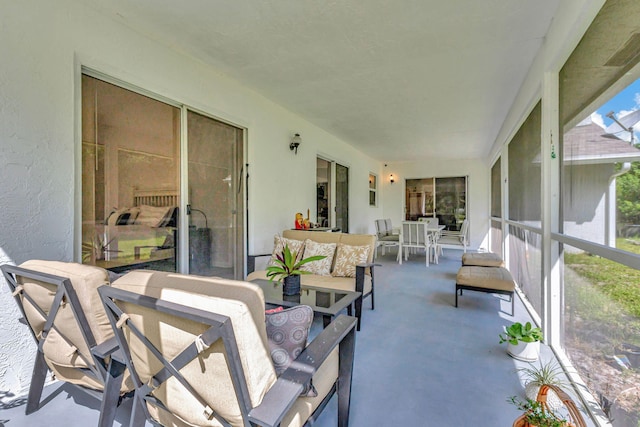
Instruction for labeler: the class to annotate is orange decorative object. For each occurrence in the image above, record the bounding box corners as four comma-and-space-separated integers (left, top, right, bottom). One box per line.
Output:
295, 212, 304, 229
512, 384, 586, 427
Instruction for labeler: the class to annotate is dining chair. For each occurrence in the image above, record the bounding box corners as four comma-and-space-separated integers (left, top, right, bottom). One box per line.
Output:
398, 221, 433, 267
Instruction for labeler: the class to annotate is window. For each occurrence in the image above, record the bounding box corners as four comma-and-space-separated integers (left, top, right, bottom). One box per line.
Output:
507, 102, 543, 313
369, 173, 377, 206
555, 1, 640, 423
559, 80, 640, 424
508, 102, 542, 226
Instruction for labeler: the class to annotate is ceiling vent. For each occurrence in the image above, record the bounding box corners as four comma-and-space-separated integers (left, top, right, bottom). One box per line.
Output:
604, 32, 640, 67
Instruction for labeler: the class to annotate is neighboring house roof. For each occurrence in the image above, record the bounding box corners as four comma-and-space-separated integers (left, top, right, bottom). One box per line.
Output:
563, 119, 640, 165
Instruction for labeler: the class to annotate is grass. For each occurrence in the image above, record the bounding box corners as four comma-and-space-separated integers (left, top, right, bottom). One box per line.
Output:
564, 238, 640, 317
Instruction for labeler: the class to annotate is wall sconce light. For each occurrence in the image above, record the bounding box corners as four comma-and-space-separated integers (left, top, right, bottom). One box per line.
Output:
290, 133, 302, 154
390, 174, 395, 184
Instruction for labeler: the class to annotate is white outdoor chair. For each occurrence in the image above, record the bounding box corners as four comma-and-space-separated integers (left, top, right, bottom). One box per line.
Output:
438, 219, 469, 253
375, 218, 400, 257
398, 221, 434, 267
418, 217, 439, 227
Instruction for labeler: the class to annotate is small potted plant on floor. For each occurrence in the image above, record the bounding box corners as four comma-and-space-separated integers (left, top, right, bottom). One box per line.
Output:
266, 244, 326, 295
499, 321, 543, 362
518, 360, 567, 411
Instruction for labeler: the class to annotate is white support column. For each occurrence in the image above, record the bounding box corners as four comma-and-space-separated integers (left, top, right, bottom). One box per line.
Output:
179, 106, 189, 274
501, 144, 509, 269
541, 72, 561, 347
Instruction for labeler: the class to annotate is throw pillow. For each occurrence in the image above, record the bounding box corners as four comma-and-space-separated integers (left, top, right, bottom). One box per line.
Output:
265, 305, 317, 397
267, 235, 305, 268
331, 243, 371, 278
299, 239, 336, 276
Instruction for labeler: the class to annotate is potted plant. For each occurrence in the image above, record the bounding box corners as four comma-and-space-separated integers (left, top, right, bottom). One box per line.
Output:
266, 244, 326, 295
499, 321, 544, 362
509, 395, 570, 427
518, 360, 567, 411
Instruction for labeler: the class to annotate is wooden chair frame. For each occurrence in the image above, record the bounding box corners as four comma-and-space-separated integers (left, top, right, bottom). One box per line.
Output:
99, 285, 357, 427
1, 264, 127, 427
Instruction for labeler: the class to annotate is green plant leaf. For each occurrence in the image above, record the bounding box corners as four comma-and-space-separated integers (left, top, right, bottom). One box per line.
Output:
499, 322, 543, 344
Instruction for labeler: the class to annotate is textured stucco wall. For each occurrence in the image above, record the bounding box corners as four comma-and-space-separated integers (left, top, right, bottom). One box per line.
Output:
0, 0, 382, 397
0, 251, 38, 399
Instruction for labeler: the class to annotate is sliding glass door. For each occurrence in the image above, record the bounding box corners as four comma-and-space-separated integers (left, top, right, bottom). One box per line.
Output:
336, 163, 349, 233
187, 111, 244, 279
81, 75, 180, 272
405, 176, 467, 231
81, 73, 245, 277
316, 158, 349, 232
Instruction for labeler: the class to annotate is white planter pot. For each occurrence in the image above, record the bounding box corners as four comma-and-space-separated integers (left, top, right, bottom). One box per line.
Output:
507, 341, 540, 362
525, 383, 563, 411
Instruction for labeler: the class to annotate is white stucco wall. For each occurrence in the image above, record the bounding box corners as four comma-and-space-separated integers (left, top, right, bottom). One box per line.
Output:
381, 159, 490, 252
0, 0, 383, 396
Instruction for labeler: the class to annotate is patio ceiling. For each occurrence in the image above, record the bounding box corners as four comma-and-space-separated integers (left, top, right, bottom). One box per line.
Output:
81, 0, 561, 161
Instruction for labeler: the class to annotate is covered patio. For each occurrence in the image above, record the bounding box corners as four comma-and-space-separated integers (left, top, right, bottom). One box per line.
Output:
0, 251, 583, 426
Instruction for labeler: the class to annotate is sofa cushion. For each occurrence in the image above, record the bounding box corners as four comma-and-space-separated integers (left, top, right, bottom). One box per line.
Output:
268, 234, 305, 268
247, 270, 372, 296
331, 243, 371, 278
461, 252, 504, 267
456, 266, 515, 292
299, 240, 336, 276
302, 274, 372, 295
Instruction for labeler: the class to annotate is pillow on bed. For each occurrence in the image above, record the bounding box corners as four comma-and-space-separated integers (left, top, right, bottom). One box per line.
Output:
135, 205, 174, 227
106, 207, 139, 226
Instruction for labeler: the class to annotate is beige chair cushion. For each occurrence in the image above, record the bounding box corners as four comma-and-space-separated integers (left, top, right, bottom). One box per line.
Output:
127, 288, 275, 427
332, 243, 371, 278
461, 252, 505, 268
456, 266, 515, 292
146, 348, 339, 427
15, 260, 134, 393
18, 261, 111, 369
279, 347, 339, 427
113, 270, 270, 348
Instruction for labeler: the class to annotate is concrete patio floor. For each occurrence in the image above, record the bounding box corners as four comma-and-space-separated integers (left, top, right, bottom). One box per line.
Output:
0, 249, 593, 426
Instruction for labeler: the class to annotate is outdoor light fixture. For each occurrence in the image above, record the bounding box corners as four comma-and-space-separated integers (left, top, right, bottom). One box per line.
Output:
290, 133, 302, 154
390, 174, 395, 184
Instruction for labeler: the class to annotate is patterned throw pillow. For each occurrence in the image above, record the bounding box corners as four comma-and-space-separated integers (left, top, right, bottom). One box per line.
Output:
267, 235, 305, 268
299, 239, 336, 276
265, 305, 317, 397
331, 243, 371, 278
